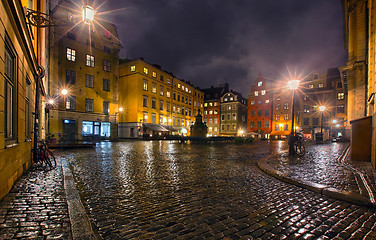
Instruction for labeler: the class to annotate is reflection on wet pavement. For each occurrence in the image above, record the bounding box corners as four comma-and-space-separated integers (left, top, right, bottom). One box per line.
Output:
55, 141, 376, 239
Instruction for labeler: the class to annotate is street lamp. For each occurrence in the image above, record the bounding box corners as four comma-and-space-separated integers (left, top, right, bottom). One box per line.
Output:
287, 80, 300, 155
319, 105, 326, 134
82, 5, 96, 24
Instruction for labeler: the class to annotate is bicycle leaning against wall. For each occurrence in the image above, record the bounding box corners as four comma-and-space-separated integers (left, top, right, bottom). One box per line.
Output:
34, 141, 56, 168
292, 130, 305, 157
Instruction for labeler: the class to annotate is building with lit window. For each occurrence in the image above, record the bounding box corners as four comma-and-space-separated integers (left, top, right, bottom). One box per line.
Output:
220, 92, 247, 136
270, 81, 294, 139
48, 0, 122, 142
202, 83, 229, 136
247, 75, 273, 138
0, 0, 48, 199
118, 58, 204, 138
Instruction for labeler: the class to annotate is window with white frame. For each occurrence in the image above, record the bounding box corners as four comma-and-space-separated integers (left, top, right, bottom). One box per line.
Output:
67, 48, 76, 61
86, 54, 94, 67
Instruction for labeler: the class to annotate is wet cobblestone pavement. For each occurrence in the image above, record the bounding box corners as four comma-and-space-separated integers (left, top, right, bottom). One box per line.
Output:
0, 159, 71, 239
60, 141, 376, 239
267, 142, 376, 197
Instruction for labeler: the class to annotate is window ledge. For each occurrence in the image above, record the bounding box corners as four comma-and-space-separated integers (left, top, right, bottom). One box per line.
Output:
5, 142, 19, 149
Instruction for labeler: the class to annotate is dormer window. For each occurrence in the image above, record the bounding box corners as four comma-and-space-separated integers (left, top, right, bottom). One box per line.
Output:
258, 81, 262, 87
104, 29, 111, 38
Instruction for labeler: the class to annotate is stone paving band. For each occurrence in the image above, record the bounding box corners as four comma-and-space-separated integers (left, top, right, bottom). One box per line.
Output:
1, 141, 376, 239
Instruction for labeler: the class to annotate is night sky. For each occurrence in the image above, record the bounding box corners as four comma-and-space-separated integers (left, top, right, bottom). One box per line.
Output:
78, 0, 346, 94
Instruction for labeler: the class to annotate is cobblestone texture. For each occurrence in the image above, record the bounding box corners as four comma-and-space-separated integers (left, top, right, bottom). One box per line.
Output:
268, 142, 376, 197
60, 141, 376, 239
0, 160, 72, 240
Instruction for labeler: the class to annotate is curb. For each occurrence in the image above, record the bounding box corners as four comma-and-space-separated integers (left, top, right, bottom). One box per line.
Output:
62, 158, 97, 240
257, 156, 376, 208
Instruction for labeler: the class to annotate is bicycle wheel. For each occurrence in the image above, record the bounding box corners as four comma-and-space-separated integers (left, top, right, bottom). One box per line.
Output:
45, 149, 56, 168
40, 148, 53, 168
293, 141, 305, 157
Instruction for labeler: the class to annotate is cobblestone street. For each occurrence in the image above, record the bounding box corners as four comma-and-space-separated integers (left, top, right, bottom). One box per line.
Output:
0, 160, 71, 239
59, 141, 376, 239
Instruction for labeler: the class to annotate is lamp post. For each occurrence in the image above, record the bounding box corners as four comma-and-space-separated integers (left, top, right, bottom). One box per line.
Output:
287, 80, 300, 155
319, 105, 326, 134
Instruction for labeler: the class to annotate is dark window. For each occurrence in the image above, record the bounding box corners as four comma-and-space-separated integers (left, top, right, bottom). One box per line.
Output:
66, 70, 76, 84
103, 78, 111, 91
265, 109, 270, 116
4, 36, 17, 142
257, 110, 262, 116
152, 99, 156, 109
250, 110, 255, 117
250, 121, 255, 128
303, 118, 309, 125
85, 74, 94, 88
103, 101, 110, 114
312, 118, 319, 125
85, 98, 94, 112
276, 104, 280, 110
67, 32, 76, 40
104, 46, 111, 54
257, 121, 262, 128
284, 124, 289, 131
337, 81, 342, 88
265, 121, 269, 128
337, 104, 345, 113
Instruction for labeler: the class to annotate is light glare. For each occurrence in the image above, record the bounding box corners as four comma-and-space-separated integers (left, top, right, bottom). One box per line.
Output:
82, 5, 96, 24
287, 80, 300, 90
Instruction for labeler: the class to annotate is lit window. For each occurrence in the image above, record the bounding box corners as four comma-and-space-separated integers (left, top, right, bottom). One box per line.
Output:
318, 83, 324, 88
67, 48, 76, 61
251, 101, 255, 105
143, 80, 148, 91
276, 97, 280, 101
178, 83, 181, 88
308, 84, 314, 89
160, 85, 164, 96
261, 90, 266, 95
144, 68, 148, 74
258, 81, 262, 87
152, 83, 157, 93
103, 60, 111, 72
167, 79, 171, 84
337, 92, 344, 100
275, 114, 280, 121
86, 54, 94, 67
131, 66, 136, 72
182, 86, 185, 90
204, 103, 208, 107
104, 29, 111, 38
152, 72, 157, 78
284, 103, 289, 110
265, 100, 270, 103
254, 91, 258, 96
66, 96, 76, 110
167, 89, 171, 98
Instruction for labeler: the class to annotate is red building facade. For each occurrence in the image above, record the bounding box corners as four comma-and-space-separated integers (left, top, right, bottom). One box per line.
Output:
247, 75, 273, 138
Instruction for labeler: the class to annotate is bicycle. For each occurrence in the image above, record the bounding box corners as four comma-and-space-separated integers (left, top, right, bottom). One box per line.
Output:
34, 141, 56, 168
293, 131, 306, 157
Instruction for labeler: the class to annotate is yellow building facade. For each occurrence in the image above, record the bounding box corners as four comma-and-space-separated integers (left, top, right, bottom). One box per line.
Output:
118, 59, 204, 138
0, 0, 48, 199
48, 0, 122, 142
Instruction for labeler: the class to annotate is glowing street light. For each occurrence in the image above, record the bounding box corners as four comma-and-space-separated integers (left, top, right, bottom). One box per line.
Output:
48, 99, 55, 105
118, 107, 123, 112
61, 89, 68, 96
82, 5, 96, 24
287, 80, 300, 90
332, 119, 337, 124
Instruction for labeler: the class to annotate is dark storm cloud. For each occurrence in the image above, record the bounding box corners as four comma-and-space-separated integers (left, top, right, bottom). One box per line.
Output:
99, 0, 346, 94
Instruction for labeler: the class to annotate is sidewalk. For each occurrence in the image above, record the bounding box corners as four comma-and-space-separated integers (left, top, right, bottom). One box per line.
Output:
258, 142, 376, 207
0, 159, 72, 239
